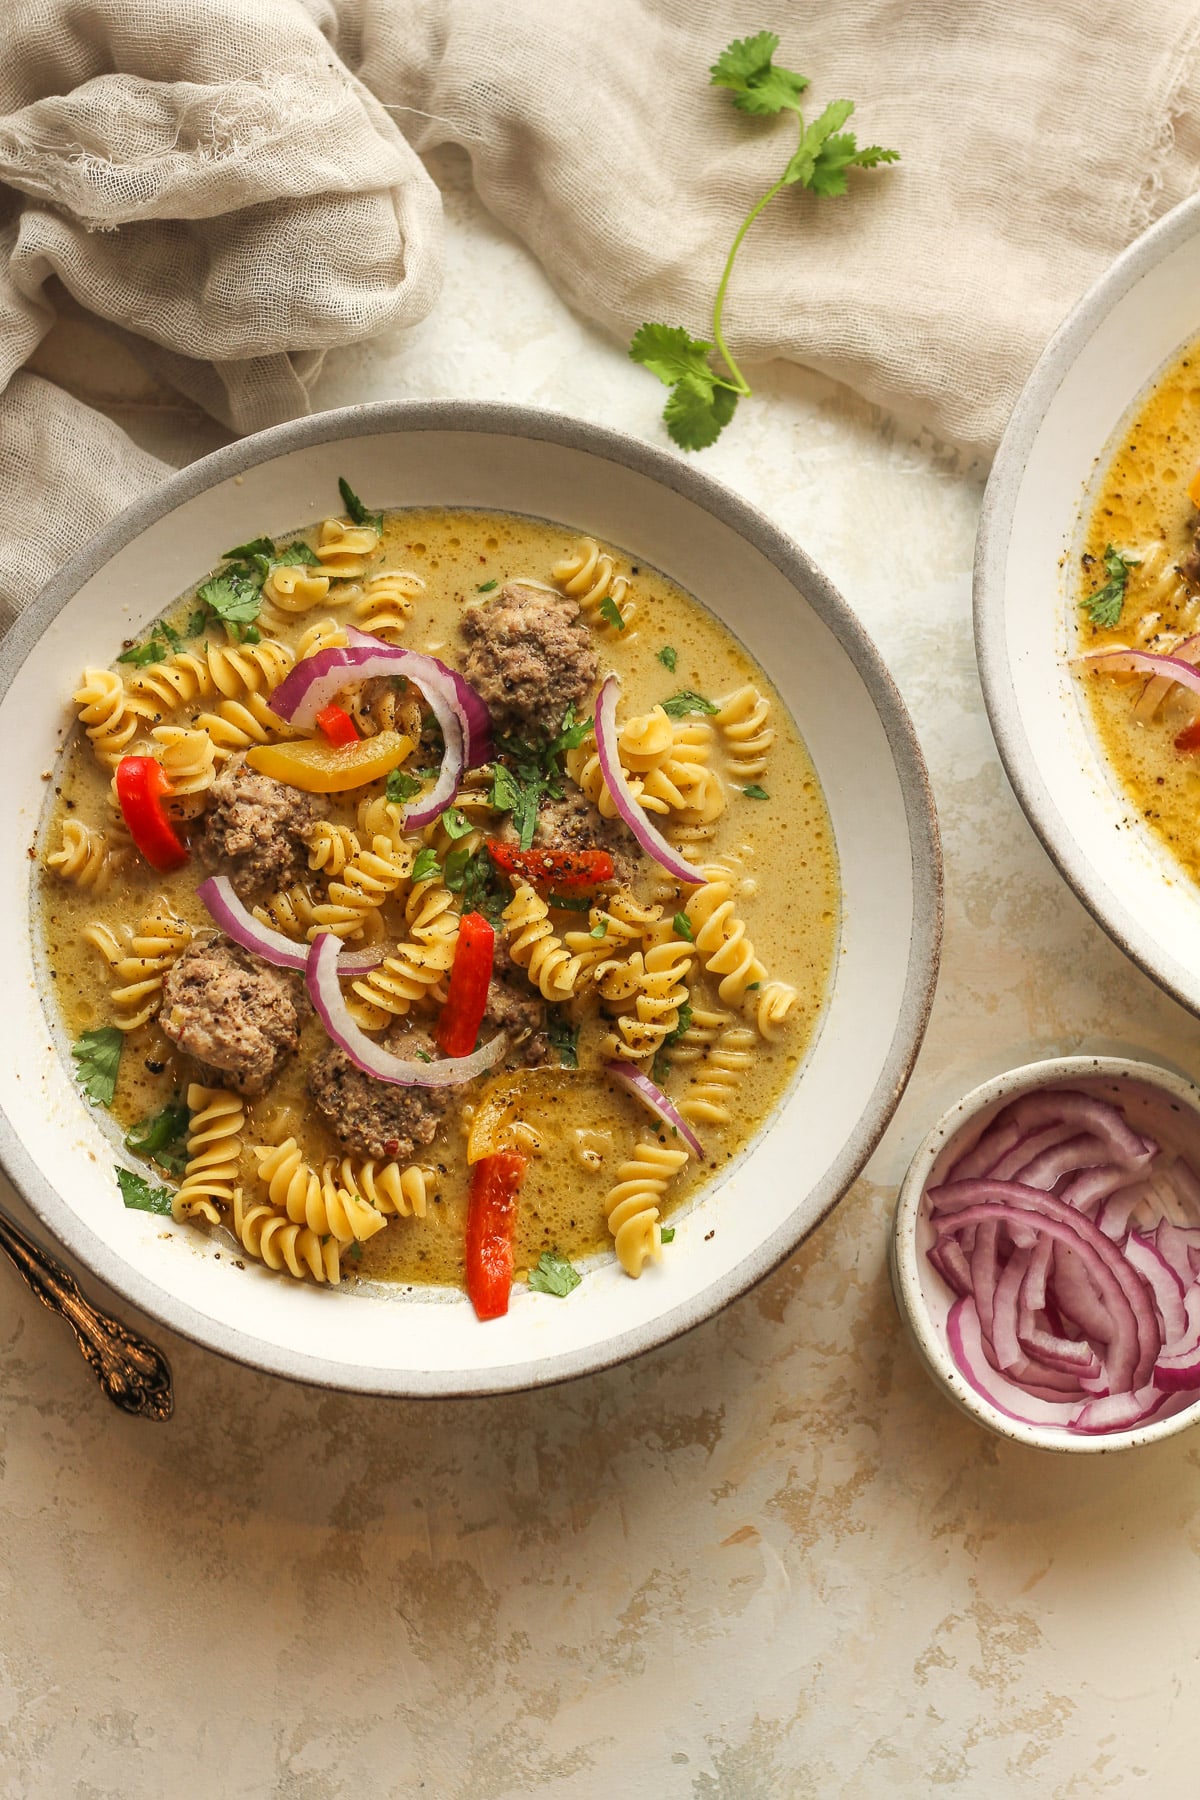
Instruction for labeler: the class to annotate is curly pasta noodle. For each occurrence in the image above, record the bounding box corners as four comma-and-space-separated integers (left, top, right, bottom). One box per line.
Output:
296, 617, 348, 659
73, 669, 158, 768
232, 1186, 341, 1284
127, 638, 293, 712
596, 940, 694, 1064
676, 1022, 755, 1129
565, 892, 663, 983
45, 819, 128, 892
347, 874, 460, 1026
193, 692, 294, 759
419, 783, 494, 859
567, 718, 723, 824
173, 1084, 245, 1224
502, 882, 584, 1000
84, 901, 192, 1030
552, 537, 635, 627
715, 686, 773, 782
251, 881, 323, 941
356, 793, 406, 846
604, 1139, 689, 1276
258, 563, 332, 631
352, 570, 423, 640
254, 1140, 386, 1244
683, 875, 768, 1011
666, 1003, 729, 1065
306, 835, 414, 940
305, 820, 361, 877
565, 742, 665, 820
754, 979, 800, 1040
314, 516, 381, 580
329, 1157, 434, 1220
149, 725, 216, 802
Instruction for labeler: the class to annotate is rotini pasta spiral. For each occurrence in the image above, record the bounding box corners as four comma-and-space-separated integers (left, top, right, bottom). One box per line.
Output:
664, 1004, 729, 1066
193, 692, 293, 759
296, 617, 348, 660
683, 876, 768, 1010
597, 940, 694, 1064
124, 651, 213, 714
564, 892, 664, 983
347, 873, 460, 1026
73, 669, 158, 768
715, 686, 774, 782
502, 883, 584, 1000
754, 979, 800, 1040
174, 1084, 245, 1224
328, 1158, 434, 1220
552, 537, 635, 627
127, 639, 293, 712
84, 901, 192, 1030
232, 1187, 341, 1284
149, 725, 216, 800
306, 820, 361, 876
307, 836, 413, 940
259, 564, 332, 630
676, 1022, 755, 1129
604, 1139, 689, 1276
618, 706, 675, 769
352, 570, 423, 640
254, 1140, 386, 1244
251, 882, 323, 941
45, 819, 127, 892
314, 516, 381, 579
565, 741, 666, 819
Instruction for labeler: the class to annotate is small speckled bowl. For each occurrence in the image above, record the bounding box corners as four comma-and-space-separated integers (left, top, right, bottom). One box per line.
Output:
891, 1054, 1200, 1454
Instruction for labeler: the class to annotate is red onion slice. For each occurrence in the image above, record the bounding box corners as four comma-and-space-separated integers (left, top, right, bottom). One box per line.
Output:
1124, 1232, 1187, 1342
1073, 646, 1200, 704
593, 675, 707, 886
1131, 632, 1200, 721
604, 1059, 704, 1160
305, 932, 508, 1087
197, 876, 381, 974
946, 1298, 1083, 1426
1071, 1386, 1167, 1435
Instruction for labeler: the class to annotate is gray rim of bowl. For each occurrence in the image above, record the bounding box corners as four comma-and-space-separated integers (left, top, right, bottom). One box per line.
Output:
975, 189, 1200, 1016
0, 399, 942, 1398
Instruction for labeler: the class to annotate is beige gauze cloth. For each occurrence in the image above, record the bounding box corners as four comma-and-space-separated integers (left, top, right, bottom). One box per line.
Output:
2, 0, 1200, 633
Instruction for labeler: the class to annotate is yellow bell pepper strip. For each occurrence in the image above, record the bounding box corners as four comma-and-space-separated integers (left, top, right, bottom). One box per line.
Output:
1188, 466, 1200, 509
246, 730, 412, 794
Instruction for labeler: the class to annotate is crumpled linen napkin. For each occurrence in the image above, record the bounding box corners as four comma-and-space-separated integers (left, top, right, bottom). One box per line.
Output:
2, 0, 1199, 632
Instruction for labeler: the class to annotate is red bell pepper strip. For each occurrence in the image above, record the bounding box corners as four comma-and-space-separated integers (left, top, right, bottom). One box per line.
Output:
485, 839, 614, 888
1175, 719, 1200, 754
315, 702, 359, 748
114, 756, 188, 872
465, 1152, 527, 1320
435, 912, 496, 1057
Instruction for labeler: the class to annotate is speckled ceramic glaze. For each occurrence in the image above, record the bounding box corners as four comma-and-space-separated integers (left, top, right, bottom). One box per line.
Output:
892, 1054, 1200, 1454
976, 192, 1200, 1017
0, 402, 941, 1395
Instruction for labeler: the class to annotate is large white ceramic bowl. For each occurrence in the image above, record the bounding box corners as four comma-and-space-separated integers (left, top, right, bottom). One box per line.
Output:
0, 403, 940, 1396
976, 192, 1200, 1013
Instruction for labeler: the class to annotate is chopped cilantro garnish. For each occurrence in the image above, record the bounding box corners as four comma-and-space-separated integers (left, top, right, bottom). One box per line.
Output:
548, 892, 591, 912
72, 1027, 123, 1107
223, 535, 275, 561
115, 1167, 174, 1215
385, 769, 423, 805
442, 806, 473, 841
1081, 545, 1140, 630
446, 845, 509, 921
652, 1001, 694, 1080
117, 637, 168, 667
476, 578, 499, 593
658, 646, 678, 672
337, 475, 383, 533
742, 783, 769, 800
411, 847, 441, 884
660, 1227, 676, 1244
124, 1099, 191, 1175
599, 594, 626, 631
547, 1016, 580, 1069
269, 540, 321, 570
197, 569, 262, 639
673, 911, 694, 940
590, 921, 608, 939
527, 1249, 582, 1297
661, 689, 718, 718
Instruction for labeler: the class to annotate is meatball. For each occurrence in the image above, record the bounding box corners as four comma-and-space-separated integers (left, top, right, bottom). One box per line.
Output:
534, 791, 636, 890
461, 582, 597, 736
195, 756, 317, 900
160, 935, 303, 1096
484, 947, 549, 1065
307, 1027, 450, 1161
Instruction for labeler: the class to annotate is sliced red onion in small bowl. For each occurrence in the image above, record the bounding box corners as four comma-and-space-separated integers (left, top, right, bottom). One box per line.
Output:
197, 876, 381, 974
593, 674, 707, 887
604, 1058, 704, 1160
305, 931, 507, 1087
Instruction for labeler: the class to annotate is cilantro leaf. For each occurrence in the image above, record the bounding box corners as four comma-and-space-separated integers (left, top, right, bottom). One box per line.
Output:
385, 768, 423, 805
115, 1167, 174, 1216
658, 646, 678, 672
742, 783, 769, 800
270, 540, 321, 569
653, 1001, 693, 1079
197, 571, 262, 634
124, 1099, 191, 1175
548, 892, 591, 912
1081, 545, 1140, 630
445, 845, 508, 920
442, 806, 474, 841
411, 847, 441, 884
476, 578, 499, 593
527, 1249, 582, 1297
808, 134, 899, 199
673, 911, 695, 941
709, 31, 809, 116
72, 1027, 123, 1107
661, 689, 718, 718
489, 762, 524, 814
223, 536, 274, 560
784, 98, 857, 187
629, 323, 717, 389
663, 372, 739, 452
599, 595, 626, 631
547, 1016, 580, 1069
117, 637, 168, 667
184, 608, 208, 637
660, 1227, 676, 1244
337, 476, 383, 533
547, 705, 593, 762
589, 921, 608, 939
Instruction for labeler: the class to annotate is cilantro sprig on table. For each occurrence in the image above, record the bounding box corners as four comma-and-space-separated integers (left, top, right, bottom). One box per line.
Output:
1081, 545, 1140, 630
630, 31, 898, 450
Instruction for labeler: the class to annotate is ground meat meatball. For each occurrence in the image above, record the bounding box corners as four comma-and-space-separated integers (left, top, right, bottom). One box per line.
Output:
483, 955, 550, 1066
195, 756, 318, 900
307, 1027, 450, 1160
461, 582, 597, 735
160, 935, 303, 1096
534, 792, 637, 890
1180, 521, 1200, 587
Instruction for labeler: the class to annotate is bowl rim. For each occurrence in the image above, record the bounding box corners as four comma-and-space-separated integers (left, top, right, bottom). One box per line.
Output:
892, 1052, 1200, 1453
974, 189, 1200, 1017
0, 398, 942, 1397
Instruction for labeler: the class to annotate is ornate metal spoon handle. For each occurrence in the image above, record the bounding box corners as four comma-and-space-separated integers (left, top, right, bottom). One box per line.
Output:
0, 1210, 173, 1420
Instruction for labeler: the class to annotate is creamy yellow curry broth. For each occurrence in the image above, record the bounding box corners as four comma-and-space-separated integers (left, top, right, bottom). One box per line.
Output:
1075, 344, 1200, 882
38, 504, 839, 1295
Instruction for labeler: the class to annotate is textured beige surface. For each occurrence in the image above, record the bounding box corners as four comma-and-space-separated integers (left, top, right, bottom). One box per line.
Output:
6, 149, 1200, 1797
